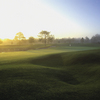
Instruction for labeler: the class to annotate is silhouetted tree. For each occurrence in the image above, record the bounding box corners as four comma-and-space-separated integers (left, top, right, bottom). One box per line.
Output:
14, 32, 25, 45
21, 37, 27, 44
81, 37, 84, 44
91, 34, 100, 43
85, 36, 90, 43
60, 38, 67, 43
67, 38, 72, 44
38, 30, 50, 46
48, 35, 54, 43
14, 32, 25, 40
28, 36, 35, 44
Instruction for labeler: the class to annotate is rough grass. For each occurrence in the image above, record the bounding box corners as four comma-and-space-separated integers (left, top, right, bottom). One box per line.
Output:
0, 46, 100, 100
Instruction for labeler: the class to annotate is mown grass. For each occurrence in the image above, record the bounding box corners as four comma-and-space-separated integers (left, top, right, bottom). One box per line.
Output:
0, 46, 100, 100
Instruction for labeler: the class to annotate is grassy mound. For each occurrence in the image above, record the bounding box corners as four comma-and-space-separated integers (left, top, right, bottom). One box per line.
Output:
63, 50, 100, 65
0, 48, 100, 100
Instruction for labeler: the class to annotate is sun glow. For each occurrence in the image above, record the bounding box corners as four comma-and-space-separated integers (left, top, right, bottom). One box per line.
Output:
0, 0, 84, 40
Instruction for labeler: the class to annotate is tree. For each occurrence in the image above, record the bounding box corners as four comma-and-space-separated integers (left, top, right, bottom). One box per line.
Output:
28, 36, 35, 44
91, 34, 100, 43
85, 36, 90, 43
48, 35, 54, 43
21, 37, 27, 44
38, 30, 50, 46
14, 32, 25, 45
81, 37, 84, 44
14, 32, 25, 40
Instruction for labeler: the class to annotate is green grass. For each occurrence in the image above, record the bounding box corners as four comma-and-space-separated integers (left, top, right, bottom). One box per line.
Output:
0, 46, 100, 100
0, 44, 52, 52
0, 44, 51, 49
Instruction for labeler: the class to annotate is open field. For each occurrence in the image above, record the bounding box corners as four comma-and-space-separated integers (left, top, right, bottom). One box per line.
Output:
0, 43, 100, 52
0, 44, 52, 52
0, 45, 100, 100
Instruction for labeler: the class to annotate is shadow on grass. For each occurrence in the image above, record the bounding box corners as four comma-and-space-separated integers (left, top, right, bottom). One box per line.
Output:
0, 67, 79, 84
29, 54, 64, 67
0, 68, 80, 100
70, 53, 100, 65
29, 49, 100, 67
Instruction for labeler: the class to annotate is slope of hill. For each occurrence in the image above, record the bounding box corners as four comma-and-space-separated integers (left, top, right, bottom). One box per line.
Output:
0, 47, 100, 100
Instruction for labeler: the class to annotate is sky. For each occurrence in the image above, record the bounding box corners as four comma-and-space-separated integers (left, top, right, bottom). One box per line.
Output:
0, 0, 100, 39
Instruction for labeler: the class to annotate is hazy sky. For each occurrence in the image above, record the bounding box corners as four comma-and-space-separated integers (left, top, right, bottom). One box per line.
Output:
0, 0, 100, 39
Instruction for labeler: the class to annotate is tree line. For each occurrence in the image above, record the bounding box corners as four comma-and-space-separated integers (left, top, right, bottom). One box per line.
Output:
0, 30, 55, 46
0, 31, 100, 45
